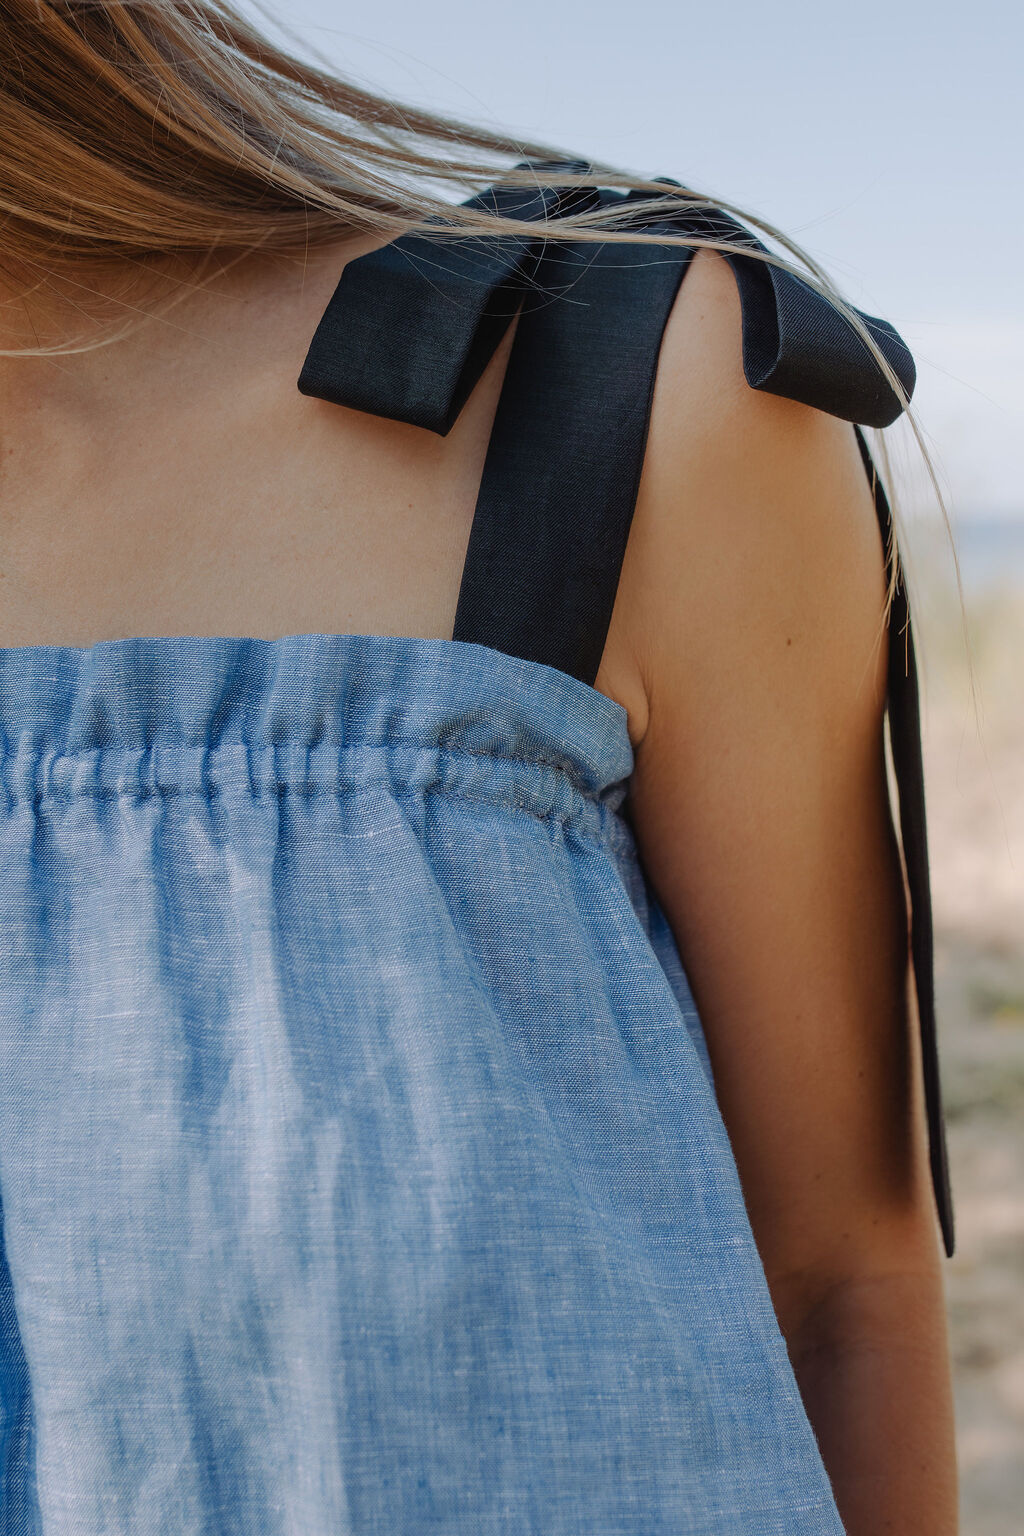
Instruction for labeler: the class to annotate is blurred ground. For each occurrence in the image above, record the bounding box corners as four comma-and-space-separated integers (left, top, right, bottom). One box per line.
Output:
907, 522, 1024, 1536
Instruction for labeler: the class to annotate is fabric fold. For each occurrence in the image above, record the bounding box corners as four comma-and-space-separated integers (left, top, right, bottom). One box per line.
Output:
298, 160, 601, 435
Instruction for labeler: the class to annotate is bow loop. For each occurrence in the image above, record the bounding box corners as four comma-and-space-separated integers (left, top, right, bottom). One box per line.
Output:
298, 160, 600, 435
633, 186, 916, 427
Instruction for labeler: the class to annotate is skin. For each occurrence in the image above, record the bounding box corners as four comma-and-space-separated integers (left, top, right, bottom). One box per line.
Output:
0, 238, 957, 1531
625, 250, 958, 1533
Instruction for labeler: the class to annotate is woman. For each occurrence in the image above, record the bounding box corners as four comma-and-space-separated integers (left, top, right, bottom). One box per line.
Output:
0, 3, 957, 1532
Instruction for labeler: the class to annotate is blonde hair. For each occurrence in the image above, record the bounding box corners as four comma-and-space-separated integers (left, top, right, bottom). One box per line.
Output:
0, 0, 961, 629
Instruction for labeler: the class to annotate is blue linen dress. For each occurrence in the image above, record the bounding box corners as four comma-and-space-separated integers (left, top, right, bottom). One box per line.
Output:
0, 632, 846, 1533
0, 161, 952, 1532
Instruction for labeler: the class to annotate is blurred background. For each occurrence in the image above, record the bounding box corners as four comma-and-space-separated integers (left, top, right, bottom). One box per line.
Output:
243, 3, 1022, 1527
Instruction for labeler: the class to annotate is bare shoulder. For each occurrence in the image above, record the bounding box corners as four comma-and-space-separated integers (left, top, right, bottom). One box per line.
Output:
605, 246, 889, 757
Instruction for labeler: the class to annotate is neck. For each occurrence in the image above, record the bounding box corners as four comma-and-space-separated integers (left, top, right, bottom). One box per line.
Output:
2, 247, 259, 391
0, 234, 387, 426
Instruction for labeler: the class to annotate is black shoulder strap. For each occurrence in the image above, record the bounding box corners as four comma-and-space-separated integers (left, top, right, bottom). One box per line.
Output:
854, 426, 955, 1257
297, 163, 954, 1257
451, 193, 697, 682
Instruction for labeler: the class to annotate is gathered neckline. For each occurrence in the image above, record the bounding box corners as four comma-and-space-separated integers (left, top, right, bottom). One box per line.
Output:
0, 629, 635, 808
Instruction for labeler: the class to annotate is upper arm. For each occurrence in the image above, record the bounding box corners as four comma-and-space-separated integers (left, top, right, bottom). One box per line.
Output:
620, 250, 941, 1325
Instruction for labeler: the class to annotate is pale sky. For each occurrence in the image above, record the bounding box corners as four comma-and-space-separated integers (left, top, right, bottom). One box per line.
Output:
242, 0, 1022, 521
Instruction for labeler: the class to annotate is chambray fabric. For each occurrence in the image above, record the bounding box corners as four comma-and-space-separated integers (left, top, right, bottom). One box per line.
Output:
0, 630, 845, 1534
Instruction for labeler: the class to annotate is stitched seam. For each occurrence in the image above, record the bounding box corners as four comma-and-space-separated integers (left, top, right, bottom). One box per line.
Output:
0, 783, 632, 855
0, 741, 617, 804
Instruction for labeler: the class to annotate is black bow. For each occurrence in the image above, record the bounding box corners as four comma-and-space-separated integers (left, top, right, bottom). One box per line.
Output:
299, 161, 915, 433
